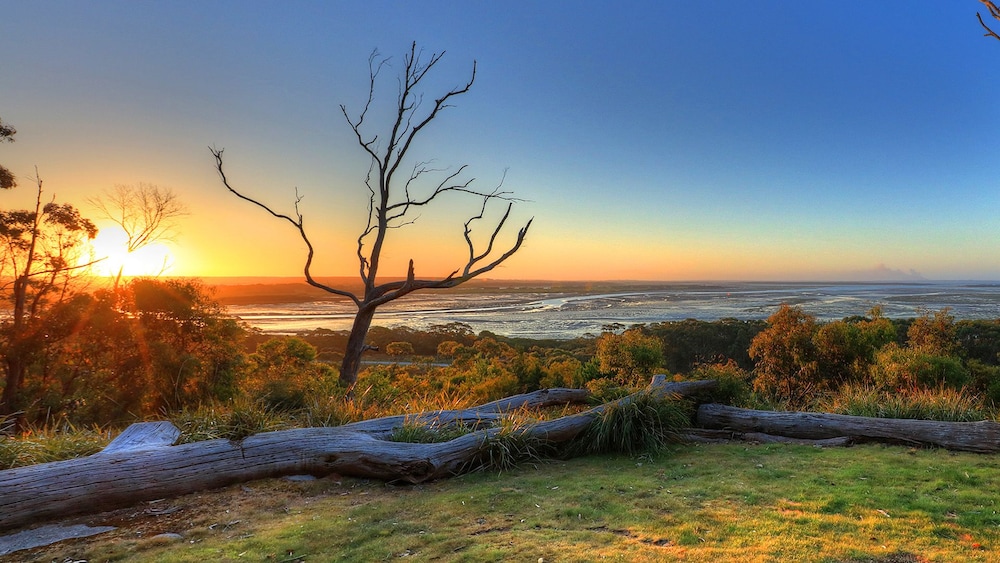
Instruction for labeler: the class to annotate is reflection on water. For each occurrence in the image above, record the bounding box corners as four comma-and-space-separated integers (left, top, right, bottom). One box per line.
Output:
229, 282, 1000, 340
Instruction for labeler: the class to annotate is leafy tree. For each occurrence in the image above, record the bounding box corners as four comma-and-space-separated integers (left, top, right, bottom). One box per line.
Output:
906, 308, 958, 356
596, 328, 664, 386
748, 305, 821, 407
0, 116, 16, 190
648, 318, 766, 372
813, 307, 896, 385
869, 343, 968, 390
245, 336, 335, 410
212, 43, 531, 394
385, 341, 415, 357
955, 319, 1000, 366
42, 278, 247, 423
0, 173, 97, 417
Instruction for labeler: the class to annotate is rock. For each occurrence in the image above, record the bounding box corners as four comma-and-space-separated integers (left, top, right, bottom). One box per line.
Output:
0, 523, 116, 555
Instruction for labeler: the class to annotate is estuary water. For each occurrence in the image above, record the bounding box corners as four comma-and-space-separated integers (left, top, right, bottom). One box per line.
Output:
228, 281, 1000, 340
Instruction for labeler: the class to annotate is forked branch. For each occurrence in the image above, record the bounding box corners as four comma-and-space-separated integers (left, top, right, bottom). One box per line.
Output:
210, 147, 360, 306
979, 0, 1000, 40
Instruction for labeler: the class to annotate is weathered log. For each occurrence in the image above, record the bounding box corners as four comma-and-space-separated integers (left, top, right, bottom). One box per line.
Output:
697, 403, 1000, 453
0, 377, 711, 532
681, 428, 853, 447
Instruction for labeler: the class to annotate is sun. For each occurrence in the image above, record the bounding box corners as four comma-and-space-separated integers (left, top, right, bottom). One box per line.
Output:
88, 227, 176, 277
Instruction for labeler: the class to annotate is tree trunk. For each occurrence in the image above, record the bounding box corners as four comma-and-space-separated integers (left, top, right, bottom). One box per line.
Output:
0, 377, 713, 532
0, 352, 27, 420
696, 403, 1000, 453
339, 305, 376, 391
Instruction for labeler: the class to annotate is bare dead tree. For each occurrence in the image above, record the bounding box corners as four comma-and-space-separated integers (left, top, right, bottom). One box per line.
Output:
88, 183, 187, 288
212, 42, 532, 393
979, 0, 1000, 40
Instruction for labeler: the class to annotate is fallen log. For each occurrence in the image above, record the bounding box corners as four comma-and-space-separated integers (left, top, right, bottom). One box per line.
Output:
0, 377, 714, 532
681, 428, 853, 447
696, 403, 1000, 453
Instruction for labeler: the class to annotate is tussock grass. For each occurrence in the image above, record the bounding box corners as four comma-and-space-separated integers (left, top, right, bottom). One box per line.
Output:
171, 397, 291, 443
823, 383, 988, 422
0, 419, 109, 469
472, 412, 555, 473
574, 392, 692, 456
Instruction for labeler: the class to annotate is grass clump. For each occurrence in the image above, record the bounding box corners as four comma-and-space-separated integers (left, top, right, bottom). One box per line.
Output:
171, 397, 291, 443
472, 412, 554, 473
574, 392, 691, 456
0, 420, 109, 469
823, 383, 988, 422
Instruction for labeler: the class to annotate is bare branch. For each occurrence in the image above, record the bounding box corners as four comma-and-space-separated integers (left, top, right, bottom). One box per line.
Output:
89, 183, 187, 254
980, 0, 1000, 40
210, 147, 360, 306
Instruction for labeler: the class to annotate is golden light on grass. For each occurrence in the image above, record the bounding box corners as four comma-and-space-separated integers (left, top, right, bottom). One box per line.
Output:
87, 226, 174, 277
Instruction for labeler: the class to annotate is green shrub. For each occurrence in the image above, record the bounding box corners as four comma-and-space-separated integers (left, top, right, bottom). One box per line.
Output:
585, 378, 632, 404
870, 343, 969, 390
689, 360, 752, 406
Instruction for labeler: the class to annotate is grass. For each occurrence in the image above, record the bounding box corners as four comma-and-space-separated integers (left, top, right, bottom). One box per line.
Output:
0, 420, 110, 469
823, 384, 989, 422
11, 443, 1000, 562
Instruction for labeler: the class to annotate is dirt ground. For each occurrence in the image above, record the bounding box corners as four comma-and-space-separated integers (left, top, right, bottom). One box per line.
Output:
0, 474, 366, 562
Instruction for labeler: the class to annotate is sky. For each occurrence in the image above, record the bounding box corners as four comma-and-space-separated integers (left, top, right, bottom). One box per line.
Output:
2, 1, 1000, 282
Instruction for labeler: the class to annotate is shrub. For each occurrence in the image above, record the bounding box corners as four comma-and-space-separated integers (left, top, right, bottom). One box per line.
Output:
689, 360, 752, 406
749, 305, 822, 407
870, 343, 969, 390
596, 328, 664, 386
585, 378, 632, 403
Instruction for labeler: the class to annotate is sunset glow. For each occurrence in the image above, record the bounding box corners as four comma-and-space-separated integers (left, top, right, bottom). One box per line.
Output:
87, 227, 174, 278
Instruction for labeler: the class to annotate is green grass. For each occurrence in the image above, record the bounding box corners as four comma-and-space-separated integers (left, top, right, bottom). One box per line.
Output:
27, 443, 1000, 563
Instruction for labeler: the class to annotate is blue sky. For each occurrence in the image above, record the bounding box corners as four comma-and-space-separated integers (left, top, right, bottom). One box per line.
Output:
2, 1, 999, 280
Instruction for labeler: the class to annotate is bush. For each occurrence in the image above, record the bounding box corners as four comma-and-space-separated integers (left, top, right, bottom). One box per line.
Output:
749, 305, 822, 407
870, 343, 969, 390
689, 360, 752, 407
596, 329, 664, 386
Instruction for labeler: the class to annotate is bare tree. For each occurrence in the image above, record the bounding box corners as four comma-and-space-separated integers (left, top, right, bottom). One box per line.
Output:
88, 183, 187, 288
212, 42, 532, 393
979, 0, 1000, 40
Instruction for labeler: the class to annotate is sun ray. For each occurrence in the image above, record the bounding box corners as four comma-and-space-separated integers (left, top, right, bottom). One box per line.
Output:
86, 226, 175, 277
